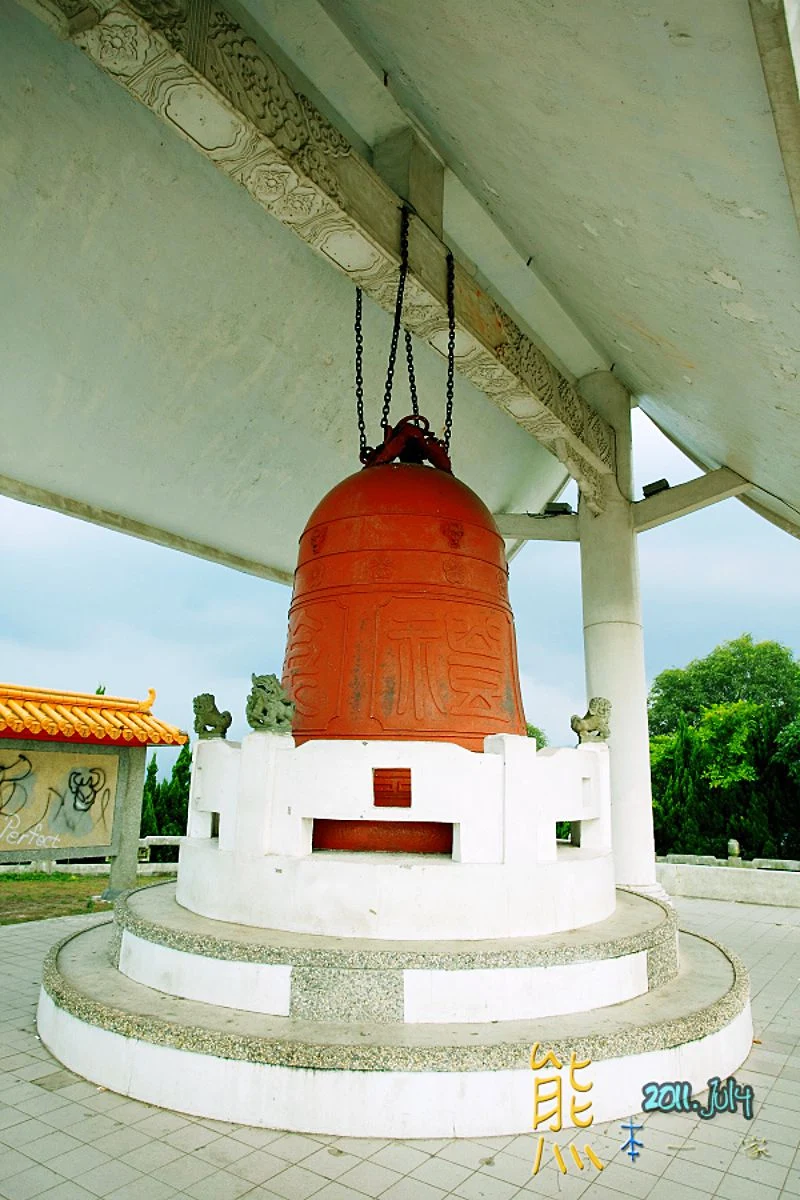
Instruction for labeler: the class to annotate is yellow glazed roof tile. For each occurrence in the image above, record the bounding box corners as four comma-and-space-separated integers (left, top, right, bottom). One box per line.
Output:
0, 685, 188, 746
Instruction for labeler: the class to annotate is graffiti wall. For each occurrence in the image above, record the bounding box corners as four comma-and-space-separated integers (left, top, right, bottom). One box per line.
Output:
0, 749, 119, 852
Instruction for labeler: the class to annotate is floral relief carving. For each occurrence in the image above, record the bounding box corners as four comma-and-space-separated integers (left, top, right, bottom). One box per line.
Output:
495, 316, 558, 412
297, 95, 351, 160
97, 24, 139, 69
517, 413, 564, 440
54, 0, 95, 20
553, 438, 605, 514
441, 521, 465, 548
71, 0, 613, 505
554, 376, 585, 440
205, 10, 350, 205
128, 0, 188, 49
443, 558, 468, 587
584, 408, 616, 465
309, 528, 327, 555
307, 562, 325, 589
244, 158, 329, 225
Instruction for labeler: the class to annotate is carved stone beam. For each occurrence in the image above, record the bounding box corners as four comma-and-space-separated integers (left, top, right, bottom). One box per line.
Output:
36, 0, 616, 511
633, 468, 750, 533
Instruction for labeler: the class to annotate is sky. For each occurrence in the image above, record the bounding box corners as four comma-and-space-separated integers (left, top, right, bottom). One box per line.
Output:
2, 409, 799, 774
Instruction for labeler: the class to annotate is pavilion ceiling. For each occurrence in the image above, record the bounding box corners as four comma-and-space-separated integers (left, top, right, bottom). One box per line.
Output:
4, 0, 800, 574
312, 0, 800, 536
0, 0, 567, 582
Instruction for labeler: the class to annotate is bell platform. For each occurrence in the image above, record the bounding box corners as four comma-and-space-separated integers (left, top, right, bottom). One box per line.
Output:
176, 732, 616, 939
38, 883, 751, 1137
36, 731, 752, 1136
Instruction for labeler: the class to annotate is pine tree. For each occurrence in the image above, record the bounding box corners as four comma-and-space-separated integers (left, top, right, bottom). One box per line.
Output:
663, 716, 703, 854
158, 743, 193, 837
140, 755, 160, 838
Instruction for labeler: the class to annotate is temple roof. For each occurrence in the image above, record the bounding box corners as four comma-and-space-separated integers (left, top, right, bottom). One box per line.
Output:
0, 685, 188, 748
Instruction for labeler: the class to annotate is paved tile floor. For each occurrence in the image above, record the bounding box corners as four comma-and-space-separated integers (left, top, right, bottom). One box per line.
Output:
0, 897, 798, 1200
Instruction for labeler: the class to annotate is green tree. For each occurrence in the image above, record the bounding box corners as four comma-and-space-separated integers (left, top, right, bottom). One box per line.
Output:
648, 635, 800, 736
770, 717, 800, 857
694, 701, 760, 790
774, 717, 800, 786
140, 755, 160, 839
650, 731, 678, 853
648, 633, 800, 857
157, 743, 193, 837
525, 723, 549, 748
658, 715, 703, 854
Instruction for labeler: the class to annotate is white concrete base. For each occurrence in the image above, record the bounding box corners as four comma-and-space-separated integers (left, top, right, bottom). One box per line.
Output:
402, 953, 648, 1022
118, 927, 650, 1022
36, 989, 753, 1137
119, 932, 292, 1015
181, 734, 614, 939
176, 840, 616, 940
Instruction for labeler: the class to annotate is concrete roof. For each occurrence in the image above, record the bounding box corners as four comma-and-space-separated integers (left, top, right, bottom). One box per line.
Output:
0, 0, 565, 583
2, 0, 799, 577
307, 0, 800, 536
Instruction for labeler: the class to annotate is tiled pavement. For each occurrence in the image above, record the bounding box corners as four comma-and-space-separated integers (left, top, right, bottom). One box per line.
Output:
0, 898, 798, 1200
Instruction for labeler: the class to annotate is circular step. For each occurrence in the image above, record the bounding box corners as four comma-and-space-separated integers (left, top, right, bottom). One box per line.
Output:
38, 917, 751, 1137
113, 882, 678, 1023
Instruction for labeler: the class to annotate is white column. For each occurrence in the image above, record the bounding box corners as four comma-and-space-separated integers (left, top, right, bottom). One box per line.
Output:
577, 373, 658, 892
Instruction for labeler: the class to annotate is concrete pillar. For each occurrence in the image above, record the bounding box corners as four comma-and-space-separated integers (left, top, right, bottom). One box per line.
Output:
104, 746, 147, 898
577, 372, 657, 892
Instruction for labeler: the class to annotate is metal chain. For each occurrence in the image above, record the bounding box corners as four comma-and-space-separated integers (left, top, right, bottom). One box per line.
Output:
404, 328, 420, 420
354, 286, 366, 458
354, 209, 455, 459
380, 205, 411, 432
444, 249, 456, 453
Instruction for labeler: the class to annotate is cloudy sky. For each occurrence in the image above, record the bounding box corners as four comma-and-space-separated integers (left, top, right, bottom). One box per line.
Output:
2, 408, 799, 774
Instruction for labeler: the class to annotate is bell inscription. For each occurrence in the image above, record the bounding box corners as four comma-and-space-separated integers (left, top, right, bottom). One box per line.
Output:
282, 461, 526, 750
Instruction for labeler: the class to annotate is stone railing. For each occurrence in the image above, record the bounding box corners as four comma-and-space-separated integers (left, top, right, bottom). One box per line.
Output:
657, 853, 799, 871
657, 856, 800, 907
0, 837, 182, 875
187, 735, 611, 866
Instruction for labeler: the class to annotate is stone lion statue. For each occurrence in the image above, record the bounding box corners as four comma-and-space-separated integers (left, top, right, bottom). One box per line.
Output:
192, 693, 232, 740
570, 697, 611, 745
246, 673, 295, 734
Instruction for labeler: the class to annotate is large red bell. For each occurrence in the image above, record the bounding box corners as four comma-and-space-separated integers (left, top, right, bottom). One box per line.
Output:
282, 419, 526, 753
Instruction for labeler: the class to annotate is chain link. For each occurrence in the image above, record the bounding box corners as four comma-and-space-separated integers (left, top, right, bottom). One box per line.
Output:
354, 286, 366, 459
443, 249, 455, 453
354, 208, 456, 460
380, 205, 411, 432
404, 329, 420, 421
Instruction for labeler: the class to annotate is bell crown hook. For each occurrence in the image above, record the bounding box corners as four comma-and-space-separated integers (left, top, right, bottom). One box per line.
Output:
360, 414, 452, 473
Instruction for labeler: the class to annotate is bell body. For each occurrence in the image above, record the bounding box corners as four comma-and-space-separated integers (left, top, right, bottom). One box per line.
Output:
282, 462, 526, 751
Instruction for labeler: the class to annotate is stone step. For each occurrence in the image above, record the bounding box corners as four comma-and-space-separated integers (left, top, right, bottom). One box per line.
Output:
38, 920, 751, 1134
113, 882, 679, 1022
41, 919, 747, 1070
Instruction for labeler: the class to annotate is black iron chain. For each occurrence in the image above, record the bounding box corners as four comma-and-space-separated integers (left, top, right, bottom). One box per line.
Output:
353, 207, 456, 459
444, 249, 455, 453
354, 286, 366, 459
380, 205, 411, 432
404, 328, 420, 421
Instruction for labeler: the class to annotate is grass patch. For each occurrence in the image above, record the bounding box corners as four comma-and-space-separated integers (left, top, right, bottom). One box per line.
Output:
0, 873, 175, 925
